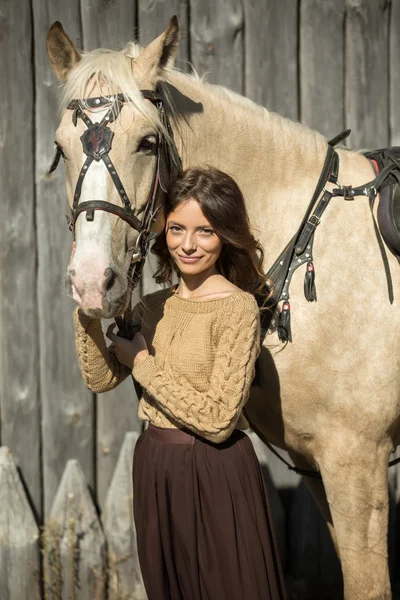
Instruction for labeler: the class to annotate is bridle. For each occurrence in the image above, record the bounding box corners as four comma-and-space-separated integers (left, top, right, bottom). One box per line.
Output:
49, 88, 182, 291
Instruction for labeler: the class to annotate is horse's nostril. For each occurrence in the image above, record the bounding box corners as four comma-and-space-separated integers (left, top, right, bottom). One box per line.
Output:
104, 267, 116, 292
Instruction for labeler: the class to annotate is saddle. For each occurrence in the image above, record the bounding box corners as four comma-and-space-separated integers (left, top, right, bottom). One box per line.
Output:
365, 147, 400, 258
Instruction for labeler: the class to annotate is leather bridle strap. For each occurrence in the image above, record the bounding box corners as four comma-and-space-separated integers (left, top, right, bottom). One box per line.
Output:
50, 89, 179, 237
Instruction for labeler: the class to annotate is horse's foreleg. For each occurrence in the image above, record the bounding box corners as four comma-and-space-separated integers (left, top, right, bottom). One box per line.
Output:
319, 438, 392, 600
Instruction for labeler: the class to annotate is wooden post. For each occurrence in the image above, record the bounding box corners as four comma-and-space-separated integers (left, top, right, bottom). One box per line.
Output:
31, 0, 94, 517
44, 459, 106, 600
0, 448, 40, 600
390, 0, 400, 145
345, 0, 390, 149
189, 0, 244, 93
103, 432, 146, 600
138, 0, 189, 71
0, 0, 40, 516
243, 0, 298, 120
77, 0, 144, 512
300, 0, 345, 138
81, 0, 137, 51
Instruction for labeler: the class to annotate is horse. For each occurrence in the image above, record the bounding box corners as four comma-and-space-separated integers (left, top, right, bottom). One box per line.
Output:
46, 17, 400, 600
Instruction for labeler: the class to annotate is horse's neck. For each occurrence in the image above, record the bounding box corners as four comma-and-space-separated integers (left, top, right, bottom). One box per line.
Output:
166, 72, 328, 254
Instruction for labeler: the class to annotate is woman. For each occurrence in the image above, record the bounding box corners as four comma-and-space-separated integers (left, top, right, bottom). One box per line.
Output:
73, 167, 286, 600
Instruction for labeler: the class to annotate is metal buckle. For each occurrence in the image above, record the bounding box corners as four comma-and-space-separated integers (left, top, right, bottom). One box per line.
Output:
307, 215, 320, 227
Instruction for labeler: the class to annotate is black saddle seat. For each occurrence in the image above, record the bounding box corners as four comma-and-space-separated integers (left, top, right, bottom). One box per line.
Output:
364, 147, 400, 258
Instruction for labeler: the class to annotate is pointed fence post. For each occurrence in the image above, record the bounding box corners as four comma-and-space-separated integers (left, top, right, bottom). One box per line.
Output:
0, 447, 40, 600
43, 459, 106, 600
103, 432, 147, 600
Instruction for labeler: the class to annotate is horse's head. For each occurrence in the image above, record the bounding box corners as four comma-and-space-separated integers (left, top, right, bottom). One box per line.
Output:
46, 18, 180, 318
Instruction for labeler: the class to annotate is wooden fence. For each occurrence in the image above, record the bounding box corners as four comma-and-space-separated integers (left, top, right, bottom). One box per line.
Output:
1, 0, 400, 598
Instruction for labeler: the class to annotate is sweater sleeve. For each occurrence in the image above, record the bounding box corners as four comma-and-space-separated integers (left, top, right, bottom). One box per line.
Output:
73, 305, 142, 393
133, 295, 260, 443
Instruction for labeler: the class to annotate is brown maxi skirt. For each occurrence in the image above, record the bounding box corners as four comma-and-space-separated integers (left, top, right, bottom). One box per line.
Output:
132, 423, 286, 600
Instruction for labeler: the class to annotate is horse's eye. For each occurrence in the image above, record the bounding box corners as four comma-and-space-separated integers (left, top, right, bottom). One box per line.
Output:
137, 135, 157, 155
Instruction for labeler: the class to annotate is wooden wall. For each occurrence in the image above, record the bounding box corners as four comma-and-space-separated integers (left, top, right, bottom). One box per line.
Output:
1, 0, 400, 598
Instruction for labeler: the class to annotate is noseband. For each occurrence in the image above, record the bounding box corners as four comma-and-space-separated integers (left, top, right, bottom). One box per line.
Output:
49, 88, 182, 283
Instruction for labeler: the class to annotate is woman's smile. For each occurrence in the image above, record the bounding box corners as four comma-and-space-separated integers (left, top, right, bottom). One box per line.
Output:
166, 198, 223, 276
178, 255, 203, 263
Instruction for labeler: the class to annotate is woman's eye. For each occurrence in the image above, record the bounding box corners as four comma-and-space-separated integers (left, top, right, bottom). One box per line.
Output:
137, 135, 157, 154
200, 229, 214, 235
168, 226, 182, 232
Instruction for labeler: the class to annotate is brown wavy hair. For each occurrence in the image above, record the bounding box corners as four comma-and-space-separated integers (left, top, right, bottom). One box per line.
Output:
152, 166, 270, 300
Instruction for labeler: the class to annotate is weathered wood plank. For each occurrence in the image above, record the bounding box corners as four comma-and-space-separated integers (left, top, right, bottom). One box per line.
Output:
189, 0, 244, 93
0, 0, 40, 515
32, 0, 94, 516
243, 0, 298, 120
81, 0, 137, 51
138, 0, 189, 71
103, 432, 146, 600
300, 0, 345, 138
390, 0, 400, 145
0, 448, 40, 600
44, 459, 106, 599
79, 0, 143, 513
345, 0, 390, 149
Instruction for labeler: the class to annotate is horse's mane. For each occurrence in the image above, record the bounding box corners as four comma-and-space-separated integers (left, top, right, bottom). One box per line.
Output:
61, 42, 271, 127
61, 42, 325, 159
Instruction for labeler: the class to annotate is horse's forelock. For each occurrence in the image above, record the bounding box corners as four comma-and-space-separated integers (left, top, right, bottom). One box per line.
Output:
59, 46, 162, 132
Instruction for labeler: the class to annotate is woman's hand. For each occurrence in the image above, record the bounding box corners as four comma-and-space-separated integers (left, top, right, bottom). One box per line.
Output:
106, 324, 149, 370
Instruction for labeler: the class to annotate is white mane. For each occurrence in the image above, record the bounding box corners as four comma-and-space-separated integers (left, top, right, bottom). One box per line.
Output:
61, 42, 325, 163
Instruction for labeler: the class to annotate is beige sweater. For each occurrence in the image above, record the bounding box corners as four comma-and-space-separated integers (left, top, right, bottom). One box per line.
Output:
73, 286, 261, 443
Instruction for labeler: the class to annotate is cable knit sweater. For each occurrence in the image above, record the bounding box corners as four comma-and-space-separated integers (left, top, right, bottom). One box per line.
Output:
73, 286, 261, 443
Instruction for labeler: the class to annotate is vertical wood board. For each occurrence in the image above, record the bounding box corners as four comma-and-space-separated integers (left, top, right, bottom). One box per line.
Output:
79, 2, 143, 511
138, 0, 189, 71
81, 0, 137, 51
300, 0, 345, 137
345, 0, 390, 149
390, 0, 400, 145
244, 0, 299, 120
0, 0, 41, 515
189, 0, 244, 93
32, 0, 94, 516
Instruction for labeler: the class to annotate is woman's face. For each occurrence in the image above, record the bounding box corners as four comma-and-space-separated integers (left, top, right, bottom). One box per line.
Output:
165, 198, 223, 276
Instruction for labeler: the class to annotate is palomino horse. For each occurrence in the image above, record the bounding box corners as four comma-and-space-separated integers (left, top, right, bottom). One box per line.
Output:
46, 17, 400, 600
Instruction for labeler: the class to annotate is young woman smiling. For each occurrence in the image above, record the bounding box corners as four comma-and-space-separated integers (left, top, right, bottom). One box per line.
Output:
73, 167, 286, 600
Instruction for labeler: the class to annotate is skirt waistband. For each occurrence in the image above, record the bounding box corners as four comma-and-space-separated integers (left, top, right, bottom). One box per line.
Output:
146, 423, 196, 445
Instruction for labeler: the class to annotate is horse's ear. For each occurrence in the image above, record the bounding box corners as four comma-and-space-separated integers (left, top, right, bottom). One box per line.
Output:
133, 16, 180, 83
46, 21, 81, 82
